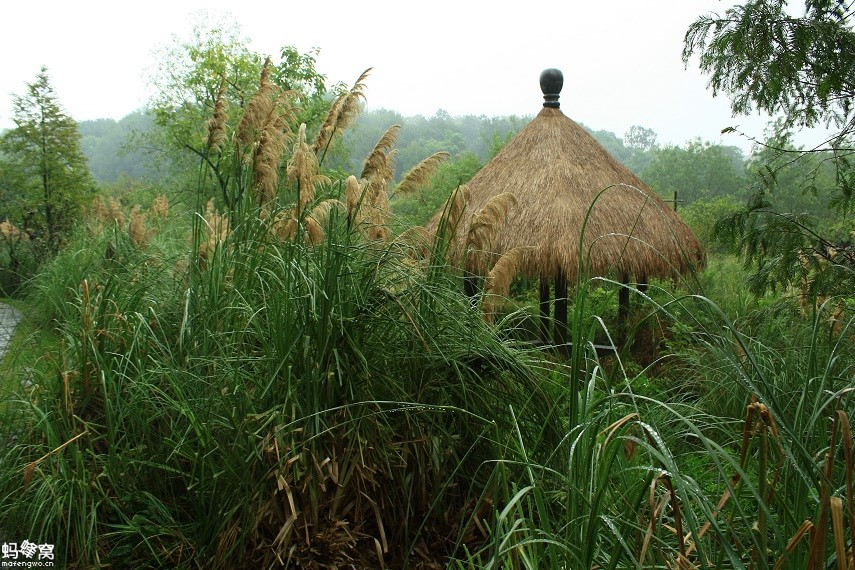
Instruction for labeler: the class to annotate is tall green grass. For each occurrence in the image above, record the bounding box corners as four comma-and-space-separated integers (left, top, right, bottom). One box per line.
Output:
2, 62, 853, 568
0, 196, 564, 567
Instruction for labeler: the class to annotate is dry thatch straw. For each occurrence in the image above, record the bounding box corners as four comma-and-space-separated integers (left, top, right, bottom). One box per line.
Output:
206, 76, 229, 153
427, 105, 704, 286
311, 68, 371, 156
393, 151, 450, 195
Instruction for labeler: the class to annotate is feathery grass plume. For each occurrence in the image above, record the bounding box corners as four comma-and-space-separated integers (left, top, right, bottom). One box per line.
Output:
465, 192, 518, 275
311, 68, 371, 156
439, 185, 471, 249
286, 123, 330, 214
368, 178, 392, 240
303, 216, 324, 245
150, 195, 169, 219
361, 125, 400, 181
350, 126, 400, 241
128, 205, 152, 249
309, 199, 344, 227
253, 113, 288, 208
0, 219, 27, 242
254, 87, 297, 208
345, 175, 365, 223
237, 58, 277, 148
104, 196, 125, 230
482, 246, 528, 320
91, 196, 107, 220
206, 76, 229, 153
271, 208, 298, 241
198, 198, 230, 265
394, 225, 433, 259
393, 151, 450, 195
236, 57, 296, 208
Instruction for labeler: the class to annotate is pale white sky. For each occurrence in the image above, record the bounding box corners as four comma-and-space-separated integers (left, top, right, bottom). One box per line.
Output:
0, 1, 791, 153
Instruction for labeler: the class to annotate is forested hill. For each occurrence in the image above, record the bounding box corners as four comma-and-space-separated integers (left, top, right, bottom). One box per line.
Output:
78, 107, 691, 185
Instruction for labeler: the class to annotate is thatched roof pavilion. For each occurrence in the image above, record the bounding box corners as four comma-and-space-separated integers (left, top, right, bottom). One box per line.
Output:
431, 69, 704, 346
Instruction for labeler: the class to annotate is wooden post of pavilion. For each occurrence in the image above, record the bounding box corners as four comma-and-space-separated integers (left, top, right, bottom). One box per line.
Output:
539, 69, 571, 350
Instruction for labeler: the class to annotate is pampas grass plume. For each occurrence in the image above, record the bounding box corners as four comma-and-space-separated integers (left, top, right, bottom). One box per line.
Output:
128, 205, 151, 248
465, 192, 518, 274
206, 76, 229, 153
361, 125, 400, 181
482, 247, 527, 321
311, 68, 371, 156
150, 195, 169, 219
393, 151, 450, 195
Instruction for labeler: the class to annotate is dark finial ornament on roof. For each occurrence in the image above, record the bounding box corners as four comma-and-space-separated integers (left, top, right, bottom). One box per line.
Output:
540, 68, 563, 108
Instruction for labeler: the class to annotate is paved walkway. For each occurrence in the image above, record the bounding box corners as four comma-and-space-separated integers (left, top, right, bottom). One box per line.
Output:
0, 303, 22, 362
0, 303, 22, 545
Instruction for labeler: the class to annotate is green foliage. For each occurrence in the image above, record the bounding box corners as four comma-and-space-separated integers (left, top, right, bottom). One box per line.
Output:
641, 139, 747, 205
145, 16, 329, 206
684, 0, 855, 134
1, 198, 561, 567
680, 194, 744, 252
684, 0, 855, 298
391, 151, 483, 229
624, 124, 658, 152
0, 68, 94, 249
78, 112, 165, 184
341, 109, 526, 181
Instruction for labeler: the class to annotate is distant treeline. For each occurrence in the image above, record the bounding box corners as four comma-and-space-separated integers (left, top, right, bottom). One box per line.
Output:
79, 107, 845, 240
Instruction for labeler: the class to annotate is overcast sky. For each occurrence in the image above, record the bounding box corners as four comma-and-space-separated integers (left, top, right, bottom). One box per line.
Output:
1, 1, 792, 154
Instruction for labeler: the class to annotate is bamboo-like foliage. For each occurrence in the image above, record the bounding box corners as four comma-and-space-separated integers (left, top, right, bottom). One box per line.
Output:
393, 151, 450, 195
311, 68, 371, 156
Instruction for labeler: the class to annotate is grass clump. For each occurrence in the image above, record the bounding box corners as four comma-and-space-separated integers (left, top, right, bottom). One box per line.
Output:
2, 60, 854, 570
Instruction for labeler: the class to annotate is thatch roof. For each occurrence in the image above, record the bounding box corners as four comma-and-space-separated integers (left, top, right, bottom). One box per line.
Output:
429, 88, 704, 284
